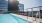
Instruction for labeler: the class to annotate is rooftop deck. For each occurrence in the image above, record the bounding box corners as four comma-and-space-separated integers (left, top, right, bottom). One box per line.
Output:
11, 13, 42, 23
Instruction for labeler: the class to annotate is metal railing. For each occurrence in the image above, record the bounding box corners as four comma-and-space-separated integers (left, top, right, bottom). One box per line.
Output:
26, 6, 42, 23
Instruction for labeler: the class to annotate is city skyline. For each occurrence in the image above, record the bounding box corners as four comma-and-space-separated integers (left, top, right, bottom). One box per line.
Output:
5, 0, 42, 8
0, 0, 42, 12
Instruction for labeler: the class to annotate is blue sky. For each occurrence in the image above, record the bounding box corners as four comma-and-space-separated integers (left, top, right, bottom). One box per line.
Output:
18, 0, 42, 11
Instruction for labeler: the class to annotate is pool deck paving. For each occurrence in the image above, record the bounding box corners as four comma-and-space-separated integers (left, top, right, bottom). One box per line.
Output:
11, 13, 42, 23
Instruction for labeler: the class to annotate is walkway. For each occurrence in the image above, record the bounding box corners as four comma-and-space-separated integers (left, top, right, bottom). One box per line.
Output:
11, 13, 42, 23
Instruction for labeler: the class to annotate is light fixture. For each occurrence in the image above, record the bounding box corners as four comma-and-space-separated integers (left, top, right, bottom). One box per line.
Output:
5, 0, 8, 1
9, 0, 15, 3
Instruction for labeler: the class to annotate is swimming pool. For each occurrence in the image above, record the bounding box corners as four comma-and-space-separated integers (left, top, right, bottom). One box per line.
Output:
0, 14, 32, 23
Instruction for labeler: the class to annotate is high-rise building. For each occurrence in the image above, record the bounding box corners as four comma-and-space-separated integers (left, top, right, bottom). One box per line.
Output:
8, 0, 19, 12
0, 0, 8, 12
0, 0, 19, 13
18, 4, 24, 12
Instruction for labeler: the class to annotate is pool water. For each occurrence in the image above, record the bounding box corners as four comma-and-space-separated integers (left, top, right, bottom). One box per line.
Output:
0, 14, 32, 23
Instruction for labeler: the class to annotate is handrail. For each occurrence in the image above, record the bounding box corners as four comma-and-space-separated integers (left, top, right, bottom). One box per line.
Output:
25, 6, 42, 23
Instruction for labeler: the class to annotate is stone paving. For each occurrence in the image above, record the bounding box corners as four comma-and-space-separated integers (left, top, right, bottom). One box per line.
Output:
11, 13, 42, 23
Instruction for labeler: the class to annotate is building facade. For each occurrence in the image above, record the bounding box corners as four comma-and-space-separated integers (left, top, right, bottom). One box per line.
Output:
0, 0, 8, 12
8, 0, 19, 12
18, 4, 24, 12
0, 0, 19, 13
